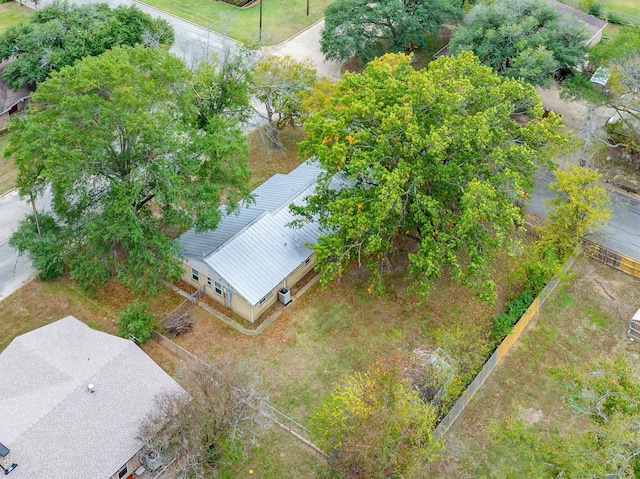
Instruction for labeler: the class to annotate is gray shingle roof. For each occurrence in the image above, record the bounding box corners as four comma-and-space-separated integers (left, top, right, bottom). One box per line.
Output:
543, 0, 608, 40
0, 61, 32, 115
0, 316, 185, 479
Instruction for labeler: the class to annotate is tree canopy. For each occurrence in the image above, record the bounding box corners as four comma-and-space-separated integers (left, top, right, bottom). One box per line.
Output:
8, 45, 251, 294
449, 0, 588, 86
293, 52, 564, 302
321, 0, 462, 63
250, 54, 316, 148
311, 360, 441, 478
0, 2, 174, 90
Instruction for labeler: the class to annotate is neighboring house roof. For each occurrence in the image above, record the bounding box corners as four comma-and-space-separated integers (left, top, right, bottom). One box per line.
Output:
0, 61, 31, 115
178, 160, 326, 305
0, 316, 185, 479
543, 0, 608, 44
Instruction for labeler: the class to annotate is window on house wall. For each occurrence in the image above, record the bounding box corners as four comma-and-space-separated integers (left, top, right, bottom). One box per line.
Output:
214, 281, 222, 295
258, 291, 273, 305
191, 268, 199, 282
207, 277, 212, 286
118, 466, 128, 479
305, 256, 311, 265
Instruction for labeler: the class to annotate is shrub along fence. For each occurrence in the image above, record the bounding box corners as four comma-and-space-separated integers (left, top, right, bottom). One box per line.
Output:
434, 256, 575, 438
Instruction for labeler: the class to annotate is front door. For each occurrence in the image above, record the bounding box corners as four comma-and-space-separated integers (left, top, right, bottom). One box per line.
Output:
223, 286, 233, 308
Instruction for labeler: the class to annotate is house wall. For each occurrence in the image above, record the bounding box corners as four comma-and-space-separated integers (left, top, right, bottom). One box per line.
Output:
109, 453, 141, 479
0, 97, 30, 131
587, 27, 606, 46
180, 253, 316, 323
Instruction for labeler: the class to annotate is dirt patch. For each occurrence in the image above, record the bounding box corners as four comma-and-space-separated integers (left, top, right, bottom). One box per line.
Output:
431, 257, 640, 477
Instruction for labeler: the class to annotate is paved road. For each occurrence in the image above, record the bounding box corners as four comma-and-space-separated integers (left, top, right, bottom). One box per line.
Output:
0, 190, 50, 300
528, 169, 640, 260
36, 0, 240, 66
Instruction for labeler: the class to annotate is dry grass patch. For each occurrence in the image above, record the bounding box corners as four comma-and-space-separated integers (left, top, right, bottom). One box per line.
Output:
0, 276, 184, 352
431, 258, 640, 478
246, 127, 305, 189
0, 133, 18, 195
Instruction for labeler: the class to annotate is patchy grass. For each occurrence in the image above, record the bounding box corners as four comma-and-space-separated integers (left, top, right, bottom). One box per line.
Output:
430, 258, 640, 478
0, 276, 184, 352
0, 2, 31, 34
0, 133, 18, 195
246, 126, 305, 189
140, 0, 332, 45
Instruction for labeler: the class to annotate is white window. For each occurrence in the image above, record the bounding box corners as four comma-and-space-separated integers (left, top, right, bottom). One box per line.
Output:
191, 268, 199, 282
118, 466, 128, 479
207, 276, 212, 286
214, 281, 222, 295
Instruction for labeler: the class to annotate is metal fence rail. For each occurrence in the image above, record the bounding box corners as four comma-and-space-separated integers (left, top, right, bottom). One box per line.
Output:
582, 238, 640, 279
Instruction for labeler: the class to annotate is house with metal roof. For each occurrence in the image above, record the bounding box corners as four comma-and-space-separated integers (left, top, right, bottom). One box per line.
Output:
0, 316, 185, 479
177, 160, 324, 322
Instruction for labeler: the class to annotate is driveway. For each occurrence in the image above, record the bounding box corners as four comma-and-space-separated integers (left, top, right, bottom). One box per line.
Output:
266, 20, 342, 81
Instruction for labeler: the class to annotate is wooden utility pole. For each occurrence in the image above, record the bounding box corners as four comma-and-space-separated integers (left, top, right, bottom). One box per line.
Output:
259, 0, 263, 41
30, 195, 41, 237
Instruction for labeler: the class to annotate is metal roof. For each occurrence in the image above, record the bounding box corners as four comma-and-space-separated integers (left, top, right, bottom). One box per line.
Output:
178, 161, 322, 258
205, 181, 322, 305
0, 316, 185, 479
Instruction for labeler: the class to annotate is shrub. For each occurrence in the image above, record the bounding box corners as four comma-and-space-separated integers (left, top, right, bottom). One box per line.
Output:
588, 3, 602, 18
118, 301, 153, 344
491, 291, 534, 343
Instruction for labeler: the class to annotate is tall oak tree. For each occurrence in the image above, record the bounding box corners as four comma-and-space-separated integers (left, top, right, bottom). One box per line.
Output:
8, 45, 251, 294
293, 52, 565, 302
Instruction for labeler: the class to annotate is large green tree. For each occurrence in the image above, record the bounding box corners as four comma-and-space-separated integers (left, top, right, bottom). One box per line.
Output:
8, 45, 250, 294
293, 52, 564, 302
539, 165, 612, 258
449, 0, 588, 86
311, 360, 441, 478
0, 2, 174, 90
321, 0, 462, 63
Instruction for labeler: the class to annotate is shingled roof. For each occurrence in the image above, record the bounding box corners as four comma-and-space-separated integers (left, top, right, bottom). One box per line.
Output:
0, 316, 184, 479
0, 61, 31, 115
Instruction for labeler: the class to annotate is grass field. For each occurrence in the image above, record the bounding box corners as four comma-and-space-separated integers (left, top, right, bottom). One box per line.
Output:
0, 2, 31, 34
140, 0, 332, 45
599, 0, 640, 16
0, 134, 18, 195
431, 258, 640, 477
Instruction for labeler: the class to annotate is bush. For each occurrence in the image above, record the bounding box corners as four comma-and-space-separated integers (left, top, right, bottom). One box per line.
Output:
588, 3, 602, 18
118, 301, 153, 344
491, 292, 534, 343
9, 212, 68, 281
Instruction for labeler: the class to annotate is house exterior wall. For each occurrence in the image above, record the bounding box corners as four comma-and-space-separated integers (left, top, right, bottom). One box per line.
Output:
0, 97, 30, 131
587, 27, 605, 46
179, 253, 316, 323
108, 452, 141, 479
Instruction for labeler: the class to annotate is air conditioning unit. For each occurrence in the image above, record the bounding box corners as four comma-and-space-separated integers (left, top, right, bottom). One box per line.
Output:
278, 288, 291, 305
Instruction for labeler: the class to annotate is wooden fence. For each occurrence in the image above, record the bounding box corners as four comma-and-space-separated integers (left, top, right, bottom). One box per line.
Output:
435, 256, 575, 437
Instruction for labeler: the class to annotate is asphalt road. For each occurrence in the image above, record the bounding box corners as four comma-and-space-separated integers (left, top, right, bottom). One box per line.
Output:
36, 0, 239, 66
528, 169, 640, 260
0, 190, 51, 300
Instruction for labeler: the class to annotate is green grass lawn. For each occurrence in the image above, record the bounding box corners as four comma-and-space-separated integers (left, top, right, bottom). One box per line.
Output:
599, 0, 640, 16
140, 0, 332, 45
431, 258, 640, 477
0, 2, 32, 34
0, 134, 18, 195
